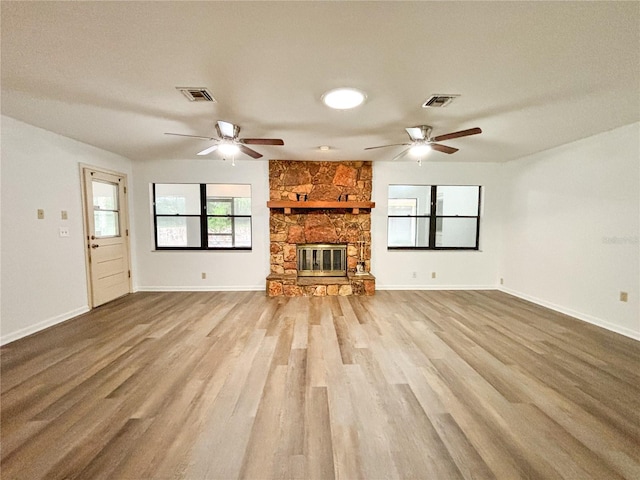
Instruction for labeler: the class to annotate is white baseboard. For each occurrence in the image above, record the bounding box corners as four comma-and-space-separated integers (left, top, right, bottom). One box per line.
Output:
499, 286, 640, 341
0, 306, 90, 346
378, 284, 497, 291
136, 285, 265, 292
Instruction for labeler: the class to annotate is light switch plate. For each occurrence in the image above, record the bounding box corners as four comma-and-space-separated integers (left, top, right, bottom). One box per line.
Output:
37, 209, 44, 219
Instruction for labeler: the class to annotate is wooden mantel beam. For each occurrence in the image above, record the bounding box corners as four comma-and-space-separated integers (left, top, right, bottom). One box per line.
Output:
267, 200, 375, 215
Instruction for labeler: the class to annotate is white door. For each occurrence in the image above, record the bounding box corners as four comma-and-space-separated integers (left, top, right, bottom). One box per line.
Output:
82, 167, 131, 307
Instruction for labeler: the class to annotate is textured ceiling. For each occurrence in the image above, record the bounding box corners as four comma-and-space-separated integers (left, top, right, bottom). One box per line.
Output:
2, 1, 639, 163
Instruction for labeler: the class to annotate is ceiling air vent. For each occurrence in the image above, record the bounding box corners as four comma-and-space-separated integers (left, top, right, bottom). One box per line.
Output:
422, 94, 460, 108
176, 87, 216, 102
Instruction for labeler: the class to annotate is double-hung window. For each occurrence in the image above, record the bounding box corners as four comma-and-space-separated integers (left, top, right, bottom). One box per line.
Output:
153, 183, 251, 250
388, 185, 481, 250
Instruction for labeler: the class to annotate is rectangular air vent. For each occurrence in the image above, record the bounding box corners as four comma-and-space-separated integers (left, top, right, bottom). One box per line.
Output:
176, 87, 216, 102
422, 94, 460, 108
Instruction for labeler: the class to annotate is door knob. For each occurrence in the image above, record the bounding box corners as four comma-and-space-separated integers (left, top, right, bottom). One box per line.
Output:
91, 244, 99, 249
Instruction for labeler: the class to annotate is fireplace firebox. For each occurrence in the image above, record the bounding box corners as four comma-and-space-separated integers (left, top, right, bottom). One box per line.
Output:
297, 244, 346, 277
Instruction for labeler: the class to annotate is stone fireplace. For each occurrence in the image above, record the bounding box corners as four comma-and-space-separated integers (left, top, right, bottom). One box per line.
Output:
266, 160, 375, 297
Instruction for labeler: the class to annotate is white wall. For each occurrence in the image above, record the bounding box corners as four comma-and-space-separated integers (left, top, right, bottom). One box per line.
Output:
132, 158, 269, 290
3, 116, 637, 343
372, 161, 503, 289
0, 116, 133, 345
135, 159, 503, 292
500, 123, 640, 340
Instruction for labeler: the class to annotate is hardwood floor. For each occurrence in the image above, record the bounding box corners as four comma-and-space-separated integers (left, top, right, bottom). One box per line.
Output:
1, 290, 639, 480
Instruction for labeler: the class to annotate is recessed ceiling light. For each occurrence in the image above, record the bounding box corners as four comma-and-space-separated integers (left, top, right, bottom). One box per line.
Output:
322, 88, 366, 110
319, 145, 331, 151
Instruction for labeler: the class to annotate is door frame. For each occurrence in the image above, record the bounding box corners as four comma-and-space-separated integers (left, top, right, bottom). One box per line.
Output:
80, 164, 133, 309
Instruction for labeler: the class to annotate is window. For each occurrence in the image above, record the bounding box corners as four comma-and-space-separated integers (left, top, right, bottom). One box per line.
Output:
153, 183, 251, 250
92, 180, 120, 238
387, 185, 481, 250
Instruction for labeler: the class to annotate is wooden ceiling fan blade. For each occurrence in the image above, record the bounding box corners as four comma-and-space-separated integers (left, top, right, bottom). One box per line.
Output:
197, 145, 219, 156
241, 138, 284, 145
239, 145, 263, 159
364, 143, 410, 150
165, 132, 215, 140
430, 143, 459, 154
433, 127, 482, 142
405, 127, 425, 141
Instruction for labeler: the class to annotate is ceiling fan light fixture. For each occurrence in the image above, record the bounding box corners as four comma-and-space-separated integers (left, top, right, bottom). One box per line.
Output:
217, 120, 236, 138
218, 142, 240, 155
409, 143, 432, 157
322, 88, 366, 110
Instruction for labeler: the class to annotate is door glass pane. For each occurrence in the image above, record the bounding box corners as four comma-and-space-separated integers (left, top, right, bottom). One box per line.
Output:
436, 186, 480, 216
93, 181, 118, 210
93, 180, 120, 237
94, 211, 120, 237
436, 218, 478, 247
156, 217, 201, 247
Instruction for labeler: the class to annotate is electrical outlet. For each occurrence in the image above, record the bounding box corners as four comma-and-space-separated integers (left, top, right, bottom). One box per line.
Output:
59, 227, 70, 237
37, 209, 44, 219
431, 272, 436, 279
620, 291, 628, 302
411, 272, 417, 279
201, 272, 207, 280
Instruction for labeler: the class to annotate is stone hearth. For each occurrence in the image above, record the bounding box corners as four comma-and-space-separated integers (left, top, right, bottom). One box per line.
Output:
266, 160, 375, 297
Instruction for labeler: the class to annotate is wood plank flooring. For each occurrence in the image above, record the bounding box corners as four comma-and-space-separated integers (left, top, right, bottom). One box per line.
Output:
1, 290, 639, 480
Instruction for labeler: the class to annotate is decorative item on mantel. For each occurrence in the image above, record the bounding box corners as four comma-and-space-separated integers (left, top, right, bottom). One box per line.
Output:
356, 239, 368, 275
